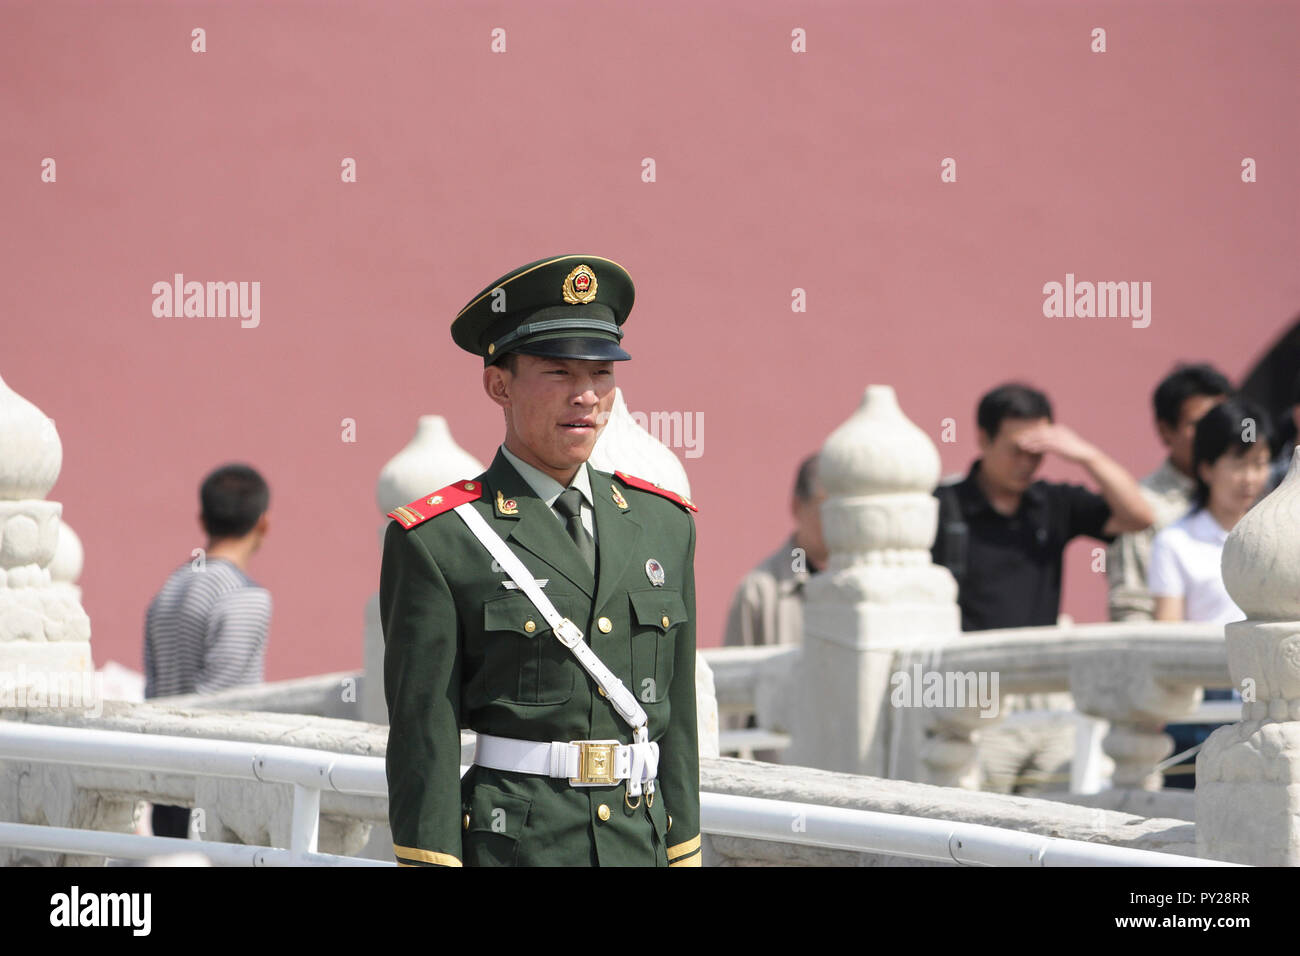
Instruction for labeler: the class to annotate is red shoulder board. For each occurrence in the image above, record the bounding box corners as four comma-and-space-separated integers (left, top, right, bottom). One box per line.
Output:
614, 471, 698, 513
387, 479, 483, 530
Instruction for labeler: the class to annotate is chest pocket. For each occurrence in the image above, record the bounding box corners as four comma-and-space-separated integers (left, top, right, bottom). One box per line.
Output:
482, 590, 576, 705
628, 588, 687, 704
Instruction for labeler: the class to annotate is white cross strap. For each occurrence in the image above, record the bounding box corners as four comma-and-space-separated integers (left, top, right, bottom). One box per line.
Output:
452, 502, 651, 740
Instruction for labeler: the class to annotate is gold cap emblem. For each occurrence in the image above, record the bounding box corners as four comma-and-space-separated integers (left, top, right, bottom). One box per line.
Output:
561, 264, 598, 304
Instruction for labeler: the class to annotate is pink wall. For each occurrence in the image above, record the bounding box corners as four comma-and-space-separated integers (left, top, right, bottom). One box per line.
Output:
3, 1, 1296, 680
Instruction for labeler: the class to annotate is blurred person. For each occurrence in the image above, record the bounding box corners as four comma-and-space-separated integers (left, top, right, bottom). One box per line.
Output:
932, 383, 1153, 794
1108, 364, 1233, 621
721, 453, 826, 761
143, 463, 272, 837
723, 453, 827, 648
1152, 398, 1274, 789
933, 384, 1153, 632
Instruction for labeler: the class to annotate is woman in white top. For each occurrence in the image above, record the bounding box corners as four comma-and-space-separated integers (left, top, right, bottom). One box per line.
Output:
1150, 396, 1275, 789
1149, 396, 1275, 624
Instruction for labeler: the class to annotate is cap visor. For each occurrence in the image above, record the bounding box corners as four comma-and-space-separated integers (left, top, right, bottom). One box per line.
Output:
513, 336, 631, 362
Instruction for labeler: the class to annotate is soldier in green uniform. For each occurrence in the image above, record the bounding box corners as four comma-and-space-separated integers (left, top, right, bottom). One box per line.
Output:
379, 254, 701, 867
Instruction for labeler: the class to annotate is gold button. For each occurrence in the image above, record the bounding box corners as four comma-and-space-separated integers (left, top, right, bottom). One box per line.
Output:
597, 617, 612, 633
524, 620, 536, 633
487, 343, 495, 354
667, 814, 673, 832
464, 482, 475, 490
661, 615, 670, 628
598, 687, 607, 697
597, 804, 611, 822
463, 813, 470, 830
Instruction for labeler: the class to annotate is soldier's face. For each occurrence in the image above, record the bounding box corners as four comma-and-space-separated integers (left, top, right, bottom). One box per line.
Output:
487, 354, 616, 479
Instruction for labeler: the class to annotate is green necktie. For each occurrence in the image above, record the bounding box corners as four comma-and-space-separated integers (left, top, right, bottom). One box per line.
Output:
554, 487, 596, 575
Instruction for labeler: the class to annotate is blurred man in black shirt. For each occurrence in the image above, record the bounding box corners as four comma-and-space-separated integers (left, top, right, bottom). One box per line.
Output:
930, 383, 1153, 793
933, 383, 1153, 632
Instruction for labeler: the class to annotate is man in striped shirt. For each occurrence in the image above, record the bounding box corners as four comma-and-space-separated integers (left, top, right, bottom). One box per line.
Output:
143, 463, 272, 836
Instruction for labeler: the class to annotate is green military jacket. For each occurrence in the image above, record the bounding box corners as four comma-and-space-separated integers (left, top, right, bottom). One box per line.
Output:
379, 448, 701, 867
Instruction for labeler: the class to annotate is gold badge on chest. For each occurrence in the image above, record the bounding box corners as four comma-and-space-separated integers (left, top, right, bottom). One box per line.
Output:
496, 490, 519, 516
611, 484, 629, 510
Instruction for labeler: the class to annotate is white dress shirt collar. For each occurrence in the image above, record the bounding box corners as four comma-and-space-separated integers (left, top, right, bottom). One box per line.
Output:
499, 443, 594, 510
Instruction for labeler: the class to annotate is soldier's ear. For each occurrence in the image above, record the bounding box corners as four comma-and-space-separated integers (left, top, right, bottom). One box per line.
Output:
483, 365, 511, 409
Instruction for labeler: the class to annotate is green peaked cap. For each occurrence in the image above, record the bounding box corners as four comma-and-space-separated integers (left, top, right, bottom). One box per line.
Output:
451, 254, 636, 367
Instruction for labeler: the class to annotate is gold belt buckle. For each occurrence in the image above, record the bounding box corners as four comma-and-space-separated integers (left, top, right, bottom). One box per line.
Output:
571, 740, 620, 785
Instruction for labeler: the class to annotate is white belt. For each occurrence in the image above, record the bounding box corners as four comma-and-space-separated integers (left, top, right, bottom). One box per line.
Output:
474, 733, 659, 797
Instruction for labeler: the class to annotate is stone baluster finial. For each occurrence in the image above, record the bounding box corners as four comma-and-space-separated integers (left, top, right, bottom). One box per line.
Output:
375, 415, 485, 522
1198, 451, 1300, 864
0, 373, 92, 678
787, 386, 985, 783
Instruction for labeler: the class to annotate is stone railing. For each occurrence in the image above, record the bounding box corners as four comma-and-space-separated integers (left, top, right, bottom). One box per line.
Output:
0, 698, 1204, 866
171, 625, 1227, 803
705, 620, 1230, 795
161, 671, 364, 721
700, 757, 1197, 865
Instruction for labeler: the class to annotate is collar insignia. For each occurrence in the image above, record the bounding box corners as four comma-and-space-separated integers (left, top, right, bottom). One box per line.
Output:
611, 484, 629, 510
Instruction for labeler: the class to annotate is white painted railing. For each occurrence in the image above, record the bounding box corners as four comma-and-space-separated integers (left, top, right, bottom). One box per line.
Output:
0, 721, 387, 864
700, 793, 1237, 867
0, 722, 1236, 866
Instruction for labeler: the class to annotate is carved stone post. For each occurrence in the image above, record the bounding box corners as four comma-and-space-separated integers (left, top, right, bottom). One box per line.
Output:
788, 385, 981, 783
0, 373, 115, 865
0, 373, 92, 676
1197, 453, 1300, 863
